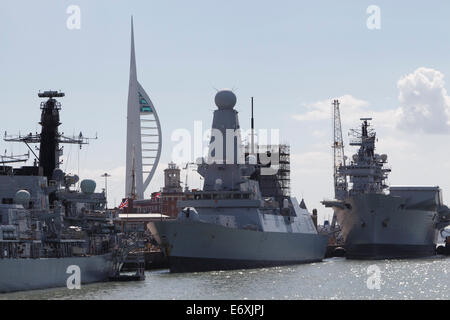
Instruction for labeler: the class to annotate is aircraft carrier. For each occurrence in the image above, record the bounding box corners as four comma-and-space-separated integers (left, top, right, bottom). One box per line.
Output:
0, 91, 128, 293
149, 90, 329, 272
323, 117, 450, 259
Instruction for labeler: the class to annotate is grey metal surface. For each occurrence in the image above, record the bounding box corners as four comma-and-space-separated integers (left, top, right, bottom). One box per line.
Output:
0, 254, 113, 293
0, 92, 123, 293
323, 118, 449, 259
150, 90, 329, 272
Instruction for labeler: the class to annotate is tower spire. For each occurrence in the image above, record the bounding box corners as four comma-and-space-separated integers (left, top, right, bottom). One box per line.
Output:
129, 16, 137, 83
125, 17, 163, 200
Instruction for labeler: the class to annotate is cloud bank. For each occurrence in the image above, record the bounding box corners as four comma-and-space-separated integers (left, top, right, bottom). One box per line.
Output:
294, 67, 450, 134
397, 67, 450, 134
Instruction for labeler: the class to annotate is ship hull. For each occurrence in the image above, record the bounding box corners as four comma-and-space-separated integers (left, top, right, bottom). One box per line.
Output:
334, 193, 438, 259
0, 253, 113, 293
149, 220, 328, 273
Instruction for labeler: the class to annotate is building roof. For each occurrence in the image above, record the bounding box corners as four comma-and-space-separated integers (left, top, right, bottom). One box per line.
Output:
118, 213, 169, 220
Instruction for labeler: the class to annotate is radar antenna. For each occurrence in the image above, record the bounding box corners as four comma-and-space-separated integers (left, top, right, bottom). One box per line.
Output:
4, 91, 96, 180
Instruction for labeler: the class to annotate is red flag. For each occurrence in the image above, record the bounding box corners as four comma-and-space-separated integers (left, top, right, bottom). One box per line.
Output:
119, 199, 129, 209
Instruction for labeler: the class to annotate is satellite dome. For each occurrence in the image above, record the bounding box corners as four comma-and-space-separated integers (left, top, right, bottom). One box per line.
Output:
246, 155, 257, 165
80, 179, 96, 194
215, 89, 237, 110
52, 168, 65, 181
15, 190, 31, 206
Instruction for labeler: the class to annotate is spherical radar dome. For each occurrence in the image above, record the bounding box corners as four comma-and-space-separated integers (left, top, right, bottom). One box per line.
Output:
215, 89, 237, 110
80, 179, 96, 194
15, 190, 31, 206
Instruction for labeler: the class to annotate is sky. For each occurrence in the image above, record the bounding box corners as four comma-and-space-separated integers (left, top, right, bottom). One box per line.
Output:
1, 1, 450, 223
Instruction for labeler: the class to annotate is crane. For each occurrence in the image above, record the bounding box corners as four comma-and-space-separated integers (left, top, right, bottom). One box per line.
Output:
331, 100, 348, 230
332, 99, 348, 200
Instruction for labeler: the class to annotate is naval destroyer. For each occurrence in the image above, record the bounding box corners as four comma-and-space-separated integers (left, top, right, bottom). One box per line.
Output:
149, 90, 329, 272
0, 91, 127, 293
323, 117, 450, 259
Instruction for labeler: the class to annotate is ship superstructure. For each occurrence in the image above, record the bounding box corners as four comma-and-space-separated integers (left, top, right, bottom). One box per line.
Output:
323, 117, 450, 259
149, 90, 328, 272
0, 91, 132, 293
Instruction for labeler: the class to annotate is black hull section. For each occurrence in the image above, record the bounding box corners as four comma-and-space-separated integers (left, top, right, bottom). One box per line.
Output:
168, 256, 322, 273
345, 244, 436, 260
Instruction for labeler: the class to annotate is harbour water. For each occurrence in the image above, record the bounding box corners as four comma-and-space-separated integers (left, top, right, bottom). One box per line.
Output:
1, 256, 449, 300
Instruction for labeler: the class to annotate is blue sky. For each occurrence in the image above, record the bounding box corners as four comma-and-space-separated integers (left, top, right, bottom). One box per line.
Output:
2, 1, 450, 221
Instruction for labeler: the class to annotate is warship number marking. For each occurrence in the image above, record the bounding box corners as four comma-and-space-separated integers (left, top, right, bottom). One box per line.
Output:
186, 304, 264, 317
66, 265, 81, 289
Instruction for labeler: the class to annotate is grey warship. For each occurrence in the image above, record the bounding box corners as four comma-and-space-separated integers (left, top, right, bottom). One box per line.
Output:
323, 117, 450, 259
0, 91, 122, 293
149, 90, 328, 272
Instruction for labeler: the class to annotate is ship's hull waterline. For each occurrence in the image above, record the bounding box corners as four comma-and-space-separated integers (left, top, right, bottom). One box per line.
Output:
334, 193, 439, 259
149, 220, 329, 273
0, 253, 113, 293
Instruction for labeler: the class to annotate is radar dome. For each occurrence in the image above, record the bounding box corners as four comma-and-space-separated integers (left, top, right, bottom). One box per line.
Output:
246, 155, 257, 165
80, 179, 96, 194
52, 168, 64, 181
215, 89, 237, 110
15, 190, 31, 206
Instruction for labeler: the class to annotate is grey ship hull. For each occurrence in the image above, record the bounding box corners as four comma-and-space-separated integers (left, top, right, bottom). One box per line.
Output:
149, 220, 329, 273
334, 194, 438, 259
0, 253, 113, 293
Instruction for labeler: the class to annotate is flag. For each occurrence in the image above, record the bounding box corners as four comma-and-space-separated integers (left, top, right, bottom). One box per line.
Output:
152, 192, 161, 199
119, 199, 129, 209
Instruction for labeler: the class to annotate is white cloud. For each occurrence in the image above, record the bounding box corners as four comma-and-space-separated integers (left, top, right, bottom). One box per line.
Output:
291, 151, 331, 174
294, 67, 450, 134
397, 67, 450, 134
289, 67, 450, 220
293, 94, 369, 123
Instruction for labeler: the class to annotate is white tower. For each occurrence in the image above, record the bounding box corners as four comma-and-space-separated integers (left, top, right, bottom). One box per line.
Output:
125, 17, 162, 199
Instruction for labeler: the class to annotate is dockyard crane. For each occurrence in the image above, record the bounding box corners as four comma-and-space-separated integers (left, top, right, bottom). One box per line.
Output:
331, 100, 348, 229
332, 99, 348, 200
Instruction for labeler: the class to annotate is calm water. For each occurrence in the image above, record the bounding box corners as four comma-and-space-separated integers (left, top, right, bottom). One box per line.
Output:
1, 256, 449, 300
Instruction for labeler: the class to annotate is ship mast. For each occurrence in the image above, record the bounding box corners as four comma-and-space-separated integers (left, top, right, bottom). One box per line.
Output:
4, 91, 92, 181
130, 145, 137, 200
251, 97, 255, 155
332, 99, 348, 200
